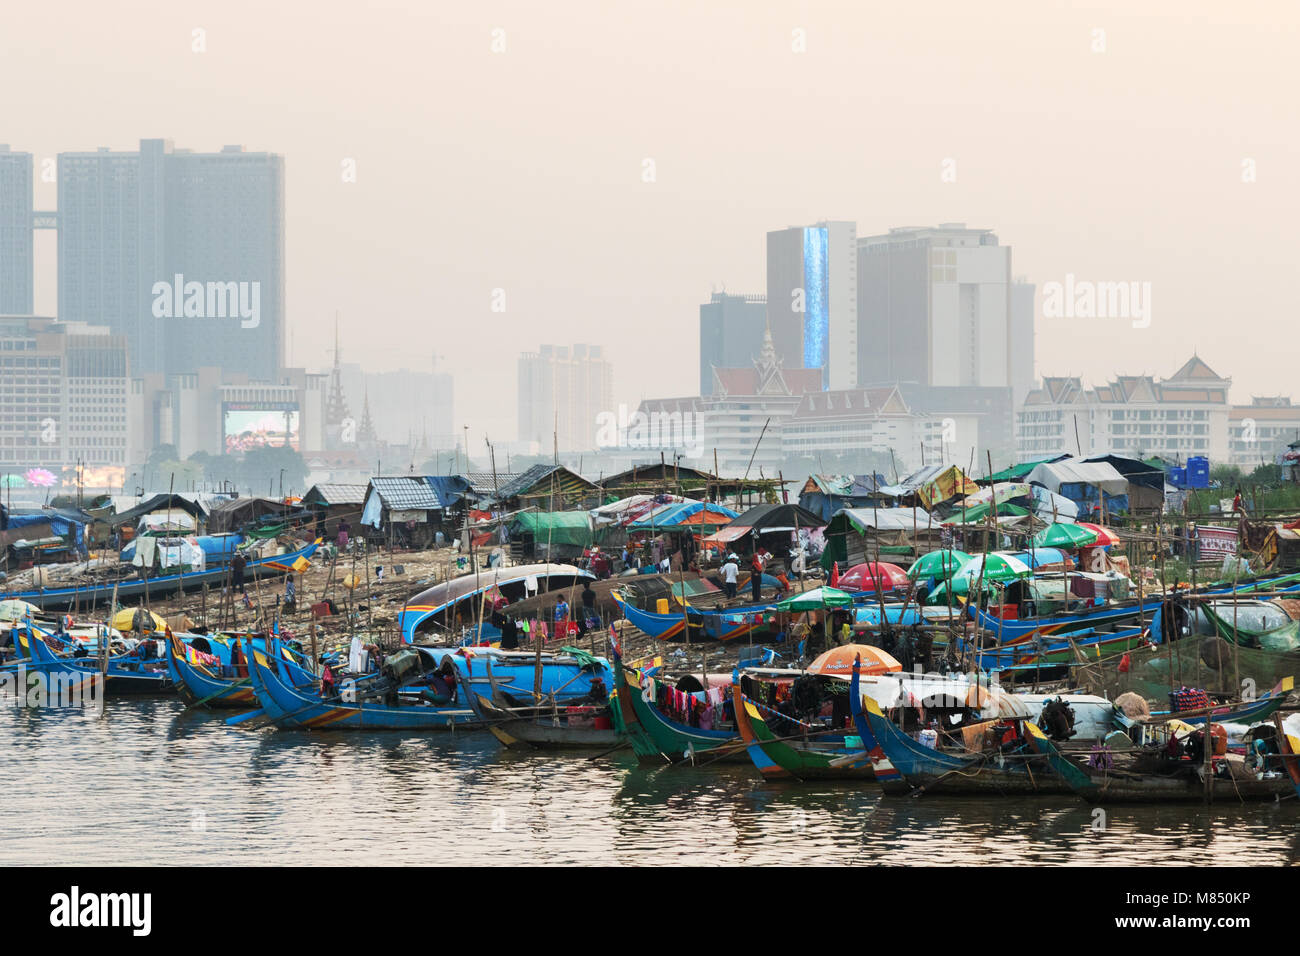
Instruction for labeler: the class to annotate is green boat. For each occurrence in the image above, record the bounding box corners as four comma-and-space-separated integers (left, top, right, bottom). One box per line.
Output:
1203, 601, 1300, 652
610, 653, 745, 764
1077, 634, 1300, 703
731, 685, 875, 781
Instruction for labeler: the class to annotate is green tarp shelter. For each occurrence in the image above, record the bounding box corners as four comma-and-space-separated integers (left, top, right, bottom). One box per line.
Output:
510, 511, 601, 548
983, 460, 1054, 483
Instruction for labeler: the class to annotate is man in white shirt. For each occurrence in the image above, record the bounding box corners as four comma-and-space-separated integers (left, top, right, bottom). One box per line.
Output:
720, 555, 739, 600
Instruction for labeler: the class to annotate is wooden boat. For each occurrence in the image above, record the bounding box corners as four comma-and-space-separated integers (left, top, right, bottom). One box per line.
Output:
1023, 720, 1296, 803
419, 646, 613, 706
165, 631, 257, 708
846, 662, 910, 795
1155, 677, 1293, 727
466, 690, 621, 749
1076, 634, 1300, 703
609, 652, 745, 764
966, 569, 1300, 643
965, 625, 1148, 671
164, 631, 317, 709
241, 640, 480, 730
1203, 602, 1300, 652
1272, 713, 1300, 798
10, 626, 173, 696
846, 659, 1069, 795
967, 596, 1162, 641
731, 685, 874, 781
611, 589, 786, 643
6, 539, 322, 612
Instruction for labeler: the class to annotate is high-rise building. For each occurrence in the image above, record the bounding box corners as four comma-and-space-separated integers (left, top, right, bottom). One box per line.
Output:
0, 146, 34, 315
0, 316, 129, 480
517, 344, 614, 454
699, 292, 766, 395
857, 224, 1013, 390
1010, 277, 1036, 408
58, 139, 285, 381
766, 220, 857, 389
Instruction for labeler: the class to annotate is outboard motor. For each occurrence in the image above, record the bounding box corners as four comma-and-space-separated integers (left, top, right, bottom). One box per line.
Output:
1039, 696, 1077, 741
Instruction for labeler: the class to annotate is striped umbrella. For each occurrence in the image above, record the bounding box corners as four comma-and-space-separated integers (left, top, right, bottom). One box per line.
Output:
1076, 522, 1121, 547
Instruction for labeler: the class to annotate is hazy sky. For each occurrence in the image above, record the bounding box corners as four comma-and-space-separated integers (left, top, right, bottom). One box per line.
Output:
9, 1, 1298, 449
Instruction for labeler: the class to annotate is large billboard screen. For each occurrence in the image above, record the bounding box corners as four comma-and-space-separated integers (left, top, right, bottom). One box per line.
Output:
223, 402, 300, 454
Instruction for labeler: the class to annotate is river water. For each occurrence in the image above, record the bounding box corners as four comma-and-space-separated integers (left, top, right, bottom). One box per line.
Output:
3, 699, 1298, 866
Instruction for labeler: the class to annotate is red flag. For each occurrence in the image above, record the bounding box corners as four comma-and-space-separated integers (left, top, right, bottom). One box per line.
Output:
1117, 652, 1131, 674
829, 562, 840, 587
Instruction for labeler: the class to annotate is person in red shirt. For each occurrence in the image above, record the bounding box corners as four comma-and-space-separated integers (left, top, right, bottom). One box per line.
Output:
750, 551, 766, 602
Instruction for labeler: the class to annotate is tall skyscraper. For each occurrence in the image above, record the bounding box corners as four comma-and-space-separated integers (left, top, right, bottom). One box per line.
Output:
1010, 277, 1037, 408
699, 292, 766, 395
58, 139, 285, 381
517, 344, 614, 453
857, 224, 1014, 390
0, 146, 34, 315
765, 220, 857, 389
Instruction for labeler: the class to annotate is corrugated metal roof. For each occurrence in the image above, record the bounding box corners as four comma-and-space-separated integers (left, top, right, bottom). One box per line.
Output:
491, 464, 596, 502
461, 472, 519, 496
368, 476, 443, 511
305, 483, 368, 505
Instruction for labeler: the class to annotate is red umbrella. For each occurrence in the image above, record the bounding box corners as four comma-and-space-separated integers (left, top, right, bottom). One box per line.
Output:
1076, 522, 1121, 547
829, 562, 840, 587
839, 562, 909, 593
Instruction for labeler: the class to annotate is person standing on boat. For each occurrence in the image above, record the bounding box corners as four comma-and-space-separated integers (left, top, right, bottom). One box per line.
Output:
554, 596, 570, 632
750, 551, 766, 603
499, 613, 520, 650
721, 554, 739, 600
230, 550, 248, 598
579, 580, 598, 634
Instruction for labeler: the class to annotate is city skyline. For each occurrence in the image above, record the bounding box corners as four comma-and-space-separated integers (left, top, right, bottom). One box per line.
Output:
5, 1, 1296, 450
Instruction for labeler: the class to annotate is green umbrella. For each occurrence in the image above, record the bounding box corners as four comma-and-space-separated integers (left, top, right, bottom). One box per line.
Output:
0, 474, 25, 487
907, 548, 972, 581
926, 578, 995, 604
1032, 522, 1098, 549
934, 553, 1034, 599
775, 586, 853, 612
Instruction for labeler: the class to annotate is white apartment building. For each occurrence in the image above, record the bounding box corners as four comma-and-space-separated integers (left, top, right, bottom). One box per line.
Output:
1229, 398, 1300, 469
1017, 356, 1231, 462
0, 316, 129, 483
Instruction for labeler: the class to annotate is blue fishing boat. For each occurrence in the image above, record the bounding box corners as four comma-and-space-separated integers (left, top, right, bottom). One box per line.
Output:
610, 591, 708, 641
165, 631, 258, 708
6, 539, 322, 612
611, 590, 784, 643
417, 646, 612, 705
241, 641, 480, 730
12, 626, 173, 696
847, 662, 909, 795
165, 631, 317, 709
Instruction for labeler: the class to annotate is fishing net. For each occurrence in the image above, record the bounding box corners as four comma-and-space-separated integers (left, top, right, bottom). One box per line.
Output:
1114, 692, 1150, 719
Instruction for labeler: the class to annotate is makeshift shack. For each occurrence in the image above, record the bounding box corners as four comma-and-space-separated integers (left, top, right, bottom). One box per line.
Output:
819, 506, 939, 571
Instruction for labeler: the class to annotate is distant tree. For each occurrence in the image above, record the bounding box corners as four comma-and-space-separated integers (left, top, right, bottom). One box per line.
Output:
241, 445, 309, 497
1246, 461, 1282, 488
149, 459, 204, 490
188, 450, 243, 491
